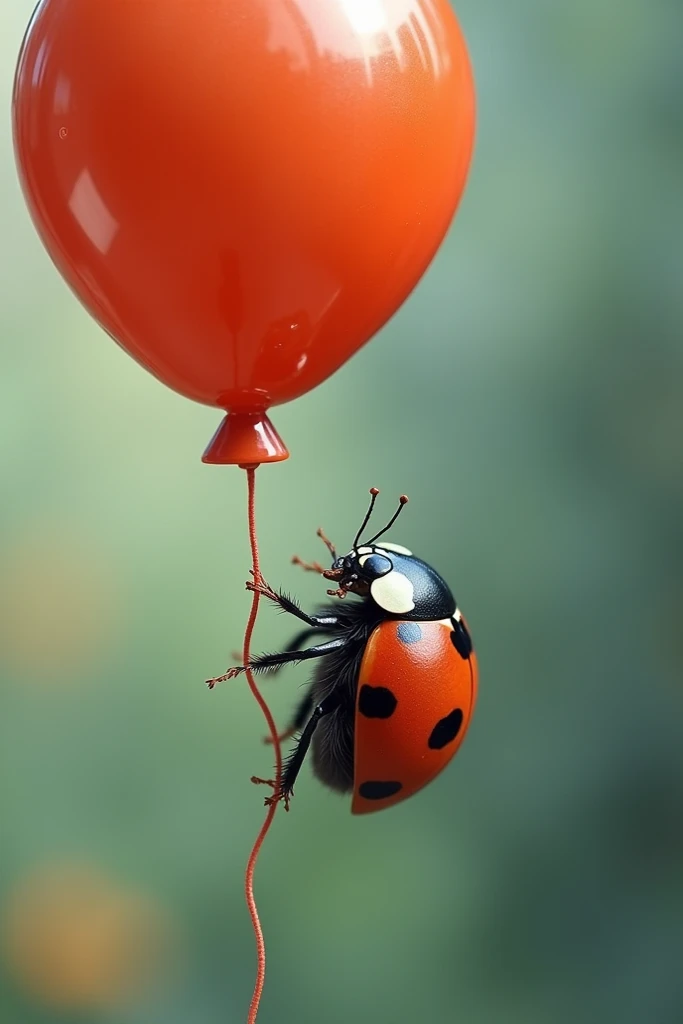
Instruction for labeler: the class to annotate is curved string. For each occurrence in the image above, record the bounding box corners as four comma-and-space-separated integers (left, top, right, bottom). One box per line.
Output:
241, 466, 283, 1024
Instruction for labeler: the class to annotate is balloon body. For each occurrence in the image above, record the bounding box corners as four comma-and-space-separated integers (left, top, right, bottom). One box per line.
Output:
13, 0, 474, 456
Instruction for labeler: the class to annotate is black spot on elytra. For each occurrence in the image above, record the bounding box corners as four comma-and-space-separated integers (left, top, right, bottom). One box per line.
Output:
397, 622, 422, 645
359, 685, 397, 719
358, 780, 403, 800
450, 618, 472, 659
428, 708, 464, 750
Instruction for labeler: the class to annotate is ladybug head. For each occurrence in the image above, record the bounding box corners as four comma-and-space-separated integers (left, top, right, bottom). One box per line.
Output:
325, 549, 393, 597
322, 489, 409, 600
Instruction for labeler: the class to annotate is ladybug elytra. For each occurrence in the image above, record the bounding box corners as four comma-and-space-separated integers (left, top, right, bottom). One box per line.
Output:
214, 489, 478, 814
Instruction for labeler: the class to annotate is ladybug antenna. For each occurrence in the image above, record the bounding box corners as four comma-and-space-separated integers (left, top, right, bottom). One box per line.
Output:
364, 494, 409, 546
353, 488, 380, 550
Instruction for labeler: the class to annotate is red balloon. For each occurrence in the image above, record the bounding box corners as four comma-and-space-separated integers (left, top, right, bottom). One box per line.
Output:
13, 0, 475, 463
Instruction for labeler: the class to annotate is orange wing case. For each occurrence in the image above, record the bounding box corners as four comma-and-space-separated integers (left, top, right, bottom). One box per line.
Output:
352, 619, 477, 814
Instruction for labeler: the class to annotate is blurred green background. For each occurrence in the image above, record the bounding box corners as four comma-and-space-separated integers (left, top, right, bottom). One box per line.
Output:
2, 1, 683, 1022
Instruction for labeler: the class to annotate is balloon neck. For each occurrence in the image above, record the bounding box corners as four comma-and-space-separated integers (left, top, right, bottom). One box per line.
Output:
202, 411, 289, 466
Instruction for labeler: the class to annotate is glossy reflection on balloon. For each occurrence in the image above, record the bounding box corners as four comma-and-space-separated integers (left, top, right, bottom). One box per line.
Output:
13, 0, 475, 456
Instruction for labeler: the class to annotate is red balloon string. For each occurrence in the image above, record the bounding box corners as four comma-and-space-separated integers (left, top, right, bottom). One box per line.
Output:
240, 465, 283, 1024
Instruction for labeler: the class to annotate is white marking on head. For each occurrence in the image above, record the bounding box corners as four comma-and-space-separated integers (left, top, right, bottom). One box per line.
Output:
438, 618, 452, 628
356, 546, 373, 556
454, 608, 462, 622
376, 542, 412, 556
370, 571, 415, 614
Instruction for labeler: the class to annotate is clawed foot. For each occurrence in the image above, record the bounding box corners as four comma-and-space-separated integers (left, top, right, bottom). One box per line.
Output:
245, 570, 279, 603
206, 665, 244, 688
251, 776, 291, 812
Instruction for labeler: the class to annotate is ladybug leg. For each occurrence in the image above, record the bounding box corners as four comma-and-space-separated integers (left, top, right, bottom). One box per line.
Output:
316, 526, 337, 560
250, 776, 291, 812
256, 627, 326, 677
228, 627, 330, 678
246, 572, 339, 629
263, 689, 314, 745
290, 523, 337, 573
276, 691, 342, 803
291, 555, 326, 574
206, 636, 347, 687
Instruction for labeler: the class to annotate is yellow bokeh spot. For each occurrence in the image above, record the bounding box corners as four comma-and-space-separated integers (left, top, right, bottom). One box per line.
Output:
1, 862, 175, 1010
0, 526, 122, 682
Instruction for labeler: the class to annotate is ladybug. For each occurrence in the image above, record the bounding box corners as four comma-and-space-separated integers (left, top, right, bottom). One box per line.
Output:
211, 489, 478, 814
